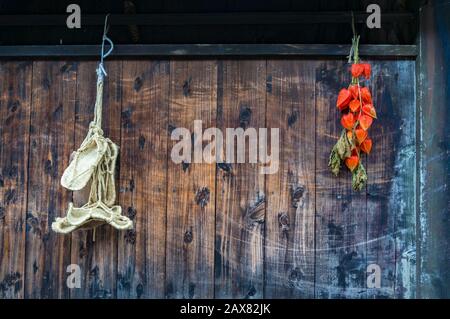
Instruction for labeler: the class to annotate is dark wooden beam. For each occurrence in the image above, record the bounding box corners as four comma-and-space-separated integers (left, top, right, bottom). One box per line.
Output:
0, 12, 416, 26
0, 44, 418, 57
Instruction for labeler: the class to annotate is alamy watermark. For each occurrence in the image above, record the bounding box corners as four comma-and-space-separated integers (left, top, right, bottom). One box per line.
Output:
170, 120, 280, 175
66, 264, 81, 289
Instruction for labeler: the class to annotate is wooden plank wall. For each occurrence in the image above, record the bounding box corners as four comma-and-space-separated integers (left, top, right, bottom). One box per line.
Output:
0, 58, 416, 299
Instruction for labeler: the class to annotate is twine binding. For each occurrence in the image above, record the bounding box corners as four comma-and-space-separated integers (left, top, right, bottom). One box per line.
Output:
53, 15, 133, 234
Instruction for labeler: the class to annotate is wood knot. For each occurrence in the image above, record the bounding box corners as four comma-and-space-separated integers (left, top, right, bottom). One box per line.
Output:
4, 165, 18, 179
138, 135, 146, 150
287, 111, 299, 127
134, 76, 143, 92
136, 283, 144, 298
195, 187, 210, 208
245, 195, 265, 226
26, 212, 40, 235
184, 228, 193, 243
124, 229, 137, 245
7, 100, 20, 113
289, 267, 303, 282
278, 212, 290, 232
127, 206, 137, 220
182, 161, 190, 172
79, 244, 87, 259
168, 124, 176, 135
4, 189, 16, 205
121, 108, 133, 129
44, 159, 53, 175
0, 272, 21, 292
291, 185, 305, 208
328, 221, 344, 242
247, 285, 256, 297
239, 106, 252, 128
182, 77, 192, 97
217, 162, 232, 173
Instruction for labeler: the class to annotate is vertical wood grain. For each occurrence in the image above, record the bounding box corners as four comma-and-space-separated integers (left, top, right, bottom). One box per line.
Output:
70, 61, 122, 298
366, 61, 416, 298
315, 60, 367, 298
264, 60, 316, 298
25, 61, 77, 298
165, 60, 217, 298
0, 62, 32, 298
214, 60, 266, 299
418, 1, 450, 299
117, 60, 169, 298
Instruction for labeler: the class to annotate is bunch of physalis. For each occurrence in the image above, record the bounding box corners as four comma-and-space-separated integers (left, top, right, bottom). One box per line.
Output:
328, 33, 377, 191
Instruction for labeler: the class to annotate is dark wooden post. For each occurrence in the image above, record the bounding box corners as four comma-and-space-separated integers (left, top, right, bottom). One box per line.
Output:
418, 0, 450, 299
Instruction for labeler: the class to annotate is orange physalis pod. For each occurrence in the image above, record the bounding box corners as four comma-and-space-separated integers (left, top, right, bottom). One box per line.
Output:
360, 137, 373, 154
362, 104, 377, 119
355, 128, 368, 144
345, 155, 359, 172
349, 99, 361, 113
351, 64, 364, 78
337, 88, 352, 111
348, 85, 359, 99
358, 114, 373, 131
362, 63, 371, 79
360, 87, 373, 104
341, 113, 356, 130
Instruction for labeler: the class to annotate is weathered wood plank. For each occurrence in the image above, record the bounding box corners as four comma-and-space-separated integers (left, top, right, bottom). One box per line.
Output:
418, 1, 450, 299
264, 60, 316, 298
315, 60, 367, 299
365, 61, 416, 299
166, 60, 217, 298
69, 61, 122, 299
390, 61, 416, 299
214, 60, 266, 298
0, 61, 32, 298
365, 61, 396, 299
117, 60, 169, 298
25, 61, 77, 298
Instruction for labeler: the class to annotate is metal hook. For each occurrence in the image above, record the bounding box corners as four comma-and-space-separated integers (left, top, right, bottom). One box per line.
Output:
98, 14, 114, 78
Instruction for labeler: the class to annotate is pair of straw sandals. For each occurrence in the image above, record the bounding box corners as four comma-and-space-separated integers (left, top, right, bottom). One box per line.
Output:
52, 124, 133, 234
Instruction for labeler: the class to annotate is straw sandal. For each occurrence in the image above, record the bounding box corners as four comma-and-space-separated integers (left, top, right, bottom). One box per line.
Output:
53, 61, 133, 234
61, 126, 108, 191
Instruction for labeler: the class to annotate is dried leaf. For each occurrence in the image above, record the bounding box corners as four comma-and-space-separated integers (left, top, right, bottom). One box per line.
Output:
336, 130, 352, 159
352, 163, 368, 191
328, 147, 341, 176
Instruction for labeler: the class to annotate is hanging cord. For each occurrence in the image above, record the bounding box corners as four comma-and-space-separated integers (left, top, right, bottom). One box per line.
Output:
92, 14, 114, 242
93, 14, 114, 130
347, 11, 360, 64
